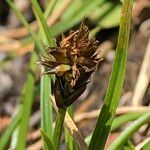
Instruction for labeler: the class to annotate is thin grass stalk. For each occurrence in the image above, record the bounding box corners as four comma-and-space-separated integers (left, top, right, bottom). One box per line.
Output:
40, 73, 53, 135
108, 112, 150, 150
50, 0, 107, 36
65, 128, 75, 150
123, 140, 135, 150
0, 112, 21, 150
16, 51, 38, 150
45, 0, 58, 19
7, 0, 42, 51
31, 0, 55, 46
40, 130, 54, 150
9, 128, 19, 149
89, 0, 133, 149
141, 140, 150, 150
65, 107, 75, 150
50, 95, 87, 149
31, 0, 56, 149
9, 106, 22, 150
53, 108, 67, 150
111, 112, 146, 131
85, 112, 146, 145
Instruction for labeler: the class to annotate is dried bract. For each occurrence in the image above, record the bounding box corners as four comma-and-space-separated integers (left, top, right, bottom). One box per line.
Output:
40, 20, 102, 108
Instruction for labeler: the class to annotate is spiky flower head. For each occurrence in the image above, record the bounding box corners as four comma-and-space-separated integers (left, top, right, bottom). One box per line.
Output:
40, 20, 102, 108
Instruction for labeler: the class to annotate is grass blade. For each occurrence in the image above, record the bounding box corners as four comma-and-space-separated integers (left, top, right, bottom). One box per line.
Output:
123, 140, 135, 150
85, 112, 146, 145
44, 0, 58, 19
50, 0, 106, 36
89, 0, 133, 149
16, 51, 38, 150
65, 128, 75, 150
142, 141, 150, 150
111, 112, 146, 131
108, 112, 150, 150
98, 4, 121, 29
0, 112, 21, 150
62, 0, 106, 22
7, 0, 43, 51
31, 0, 55, 47
40, 72, 53, 139
31, 1, 56, 149
65, 107, 75, 150
10, 128, 19, 150
53, 108, 67, 150
41, 130, 54, 150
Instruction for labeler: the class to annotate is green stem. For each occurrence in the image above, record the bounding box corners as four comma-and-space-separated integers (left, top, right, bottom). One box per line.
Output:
107, 112, 150, 150
0, 111, 21, 150
40, 71, 53, 150
111, 112, 146, 131
53, 108, 67, 150
65, 107, 75, 150
89, 0, 133, 149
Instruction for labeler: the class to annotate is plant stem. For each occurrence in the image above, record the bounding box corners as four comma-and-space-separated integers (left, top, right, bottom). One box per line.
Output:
53, 108, 67, 150
0, 111, 21, 150
89, 0, 133, 149
65, 107, 75, 150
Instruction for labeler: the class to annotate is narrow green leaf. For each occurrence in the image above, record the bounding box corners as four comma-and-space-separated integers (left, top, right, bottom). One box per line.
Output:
7, 0, 43, 51
31, 0, 55, 47
50, 0, 107, 36
111, 112, 146, 131
108, 113, 150, 150
65, 128, 75, 150
89, 0, 133, 149
142, 141, 150, 150
41, 130, 54, 150
10, 127, 19, 150
85, 112, 146, 145
123, 140, 135, 150
61, 0, 82, 20
44, 0, 58, 19
40, 71, 53, 139
98, 5, 121, 29
16, 51, 38, 150
0, 112, 21, 150
53, 108, 67, 150
89, 3, 121, 38
31, 1, 57, 150
62, 0, 106, 22
89, 1, 121, 29
65, 107, 75, 150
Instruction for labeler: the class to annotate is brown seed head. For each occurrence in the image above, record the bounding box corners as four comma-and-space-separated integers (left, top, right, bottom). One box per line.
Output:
40, 20, 102, 108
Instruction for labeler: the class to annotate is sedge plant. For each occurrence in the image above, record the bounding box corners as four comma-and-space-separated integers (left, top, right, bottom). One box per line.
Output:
1, 0, 150, 150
